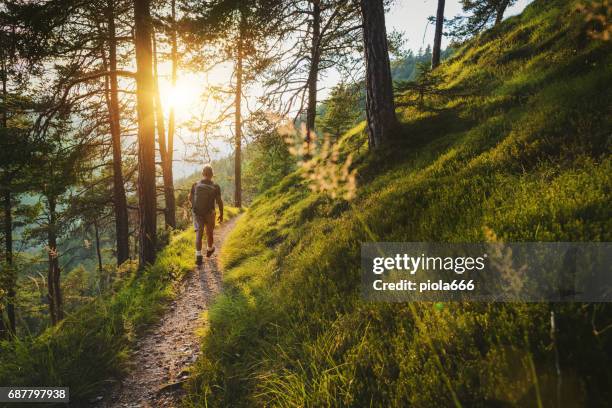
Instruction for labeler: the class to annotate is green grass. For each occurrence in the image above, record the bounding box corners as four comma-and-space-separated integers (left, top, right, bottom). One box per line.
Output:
184, 1, 612, 406
0, 208, 240, 404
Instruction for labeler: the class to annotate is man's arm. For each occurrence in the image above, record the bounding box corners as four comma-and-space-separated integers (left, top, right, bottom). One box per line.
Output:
188, 184, 194, 206
216, 187, 223, 222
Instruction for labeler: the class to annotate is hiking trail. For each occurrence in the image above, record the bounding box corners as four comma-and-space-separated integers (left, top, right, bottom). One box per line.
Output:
94, 216, 239, 407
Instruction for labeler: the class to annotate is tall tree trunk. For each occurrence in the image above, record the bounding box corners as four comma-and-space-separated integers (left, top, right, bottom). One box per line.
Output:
105, 0, 130, 265
495, 0, 510, 25
152, 32, 176, 228
1, 54, 15, 337
234, 14, 244, 208
0, 59, 5, 339
164, 0, 177, 228
359, 0, 398, 149
431, 0, 445, 69
3, 190, 16, 336
0, 192, 7, 339
47, 196, 62, 325
0, 297, 5, 339
134, 0, 157, 268
305, 0, 321, 151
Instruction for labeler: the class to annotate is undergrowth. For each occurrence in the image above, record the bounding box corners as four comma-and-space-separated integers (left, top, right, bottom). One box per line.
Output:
0, 209, 240, 404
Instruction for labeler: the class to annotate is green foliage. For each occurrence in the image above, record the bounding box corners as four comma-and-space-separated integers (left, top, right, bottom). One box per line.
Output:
185, 1, 612, 406
395, 62, 446, 108
243, 127, 295, 198
390, 45, 454, 82
316, 82, 362, 140
0, 228, 197, 402
448, 0, 518, 40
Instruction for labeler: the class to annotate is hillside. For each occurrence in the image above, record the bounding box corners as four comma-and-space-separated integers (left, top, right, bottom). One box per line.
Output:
184, 1, 612, 407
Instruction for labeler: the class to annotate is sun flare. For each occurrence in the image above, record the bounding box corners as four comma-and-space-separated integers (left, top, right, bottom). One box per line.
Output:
159, 76, 201, 115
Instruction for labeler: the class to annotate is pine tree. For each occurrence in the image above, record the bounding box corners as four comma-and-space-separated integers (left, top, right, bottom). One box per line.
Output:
359, 0, 397, 148
263, 0, 361, 149
102, 0, 131, 264
134, 0, 157, 268
431, 0, 446, 69
449, 0, 517, 39
316, 82, 360, 140
188, 0, 283, 208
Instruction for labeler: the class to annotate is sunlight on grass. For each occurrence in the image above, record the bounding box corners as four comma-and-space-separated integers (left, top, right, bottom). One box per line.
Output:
184, 0, 612, 406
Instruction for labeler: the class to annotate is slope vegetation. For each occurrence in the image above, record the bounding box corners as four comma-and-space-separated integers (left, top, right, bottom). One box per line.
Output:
186, 1, 611, 406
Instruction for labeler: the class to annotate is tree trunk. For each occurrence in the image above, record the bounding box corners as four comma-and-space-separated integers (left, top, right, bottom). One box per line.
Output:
495, 0, 510, 25
93, 220, 103, 272
152, 32, 176, 228
134, 0, 157, 268
3, 193, 11, 267
1, 54, 16, 337
431, 0, 445, 69
47, 196, 63, 325
0, 301, 5, 340
234, 12, 244, 208
105, 0, 130, 265
359, 0, 398, 149
165, 0, 177, 228
0, 56, 5, 339
306, 0, 321, 151
2, 190, 16, 336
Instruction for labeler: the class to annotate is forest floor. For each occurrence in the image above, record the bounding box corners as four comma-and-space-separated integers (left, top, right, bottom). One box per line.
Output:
94, 216, 239, 408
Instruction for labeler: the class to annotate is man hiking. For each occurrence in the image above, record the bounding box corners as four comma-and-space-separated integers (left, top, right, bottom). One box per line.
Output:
189, 164, 223, 265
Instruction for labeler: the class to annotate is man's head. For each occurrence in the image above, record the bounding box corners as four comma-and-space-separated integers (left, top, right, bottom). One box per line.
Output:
202, 164, 214, 180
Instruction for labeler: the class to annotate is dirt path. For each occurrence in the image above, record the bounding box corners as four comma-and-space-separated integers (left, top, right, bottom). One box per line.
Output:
94, 216, 239, 408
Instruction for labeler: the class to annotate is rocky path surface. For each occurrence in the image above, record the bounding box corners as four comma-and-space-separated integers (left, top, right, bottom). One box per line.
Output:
94, 216, 238, 408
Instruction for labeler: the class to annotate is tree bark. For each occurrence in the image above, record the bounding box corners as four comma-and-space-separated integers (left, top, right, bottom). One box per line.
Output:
0, 69, 5, 338
105, 0, 130, 265
0, 300, 5, 339
1, 53, 16, 337
3, 193, 11, 267
47, 196, 63, 325
431, 0, 445, 69
165, 0, 177, 227
234, 12, 245, 208
94, 220, 103, 272
359, 0, 398, 149
134, 0, 157, 268
152, 32, 176, 228
305, 0, 321, 151
3, 190, 16, 336
495, 0, 510, 25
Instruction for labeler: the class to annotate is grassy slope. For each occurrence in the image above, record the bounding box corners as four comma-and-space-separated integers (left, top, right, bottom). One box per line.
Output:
0, 209, 239, 403
185, 1, 611, 406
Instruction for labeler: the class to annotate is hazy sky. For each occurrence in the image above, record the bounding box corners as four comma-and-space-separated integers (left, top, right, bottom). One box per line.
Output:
386, 0, 533, 52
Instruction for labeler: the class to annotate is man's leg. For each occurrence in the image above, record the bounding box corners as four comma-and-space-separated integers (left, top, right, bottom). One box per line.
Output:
205, 212, 215, 257
194, 214, 204, 265
196, 227, 203, 251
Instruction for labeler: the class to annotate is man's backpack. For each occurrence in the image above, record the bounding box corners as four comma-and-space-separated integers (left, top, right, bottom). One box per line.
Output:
193, 181, 217, 216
